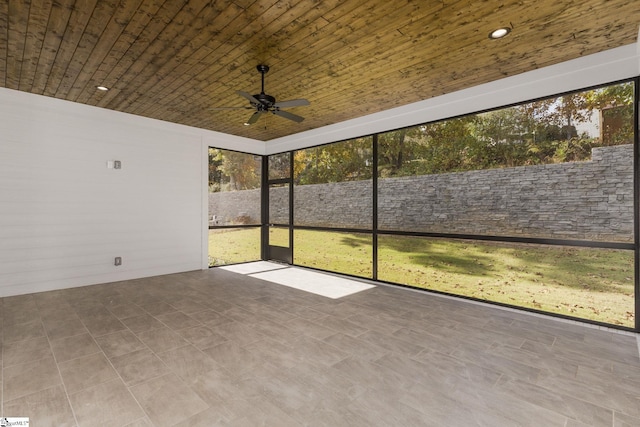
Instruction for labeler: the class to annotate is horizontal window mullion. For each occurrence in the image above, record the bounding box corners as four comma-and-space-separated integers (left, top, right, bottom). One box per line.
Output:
293, 225, 373, 234
377, 229, 635, 250
209, 224, 261, 230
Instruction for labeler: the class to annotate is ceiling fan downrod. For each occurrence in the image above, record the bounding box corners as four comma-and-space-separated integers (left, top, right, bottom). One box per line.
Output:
257, 64, 269, 94
253, 65, 275, 108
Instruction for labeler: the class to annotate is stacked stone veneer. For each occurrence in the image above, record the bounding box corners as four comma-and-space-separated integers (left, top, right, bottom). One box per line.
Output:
209, 144, 634, 242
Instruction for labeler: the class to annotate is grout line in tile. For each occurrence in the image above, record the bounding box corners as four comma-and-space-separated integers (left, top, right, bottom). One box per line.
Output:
106, 320, 218, 423
1, 310, 3, 417
2, 271, 639, 426
264, 260, 636, 338
103, 350, 154, 422
43, 317, 80, 427
363, 277, 639, 338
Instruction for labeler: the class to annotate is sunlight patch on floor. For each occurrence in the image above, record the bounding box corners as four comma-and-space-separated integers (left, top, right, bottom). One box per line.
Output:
218, 261, 288, 275
219, 262, 375, 299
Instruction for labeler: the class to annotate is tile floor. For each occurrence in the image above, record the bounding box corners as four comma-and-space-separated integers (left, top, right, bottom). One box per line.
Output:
1, 265, 639, 426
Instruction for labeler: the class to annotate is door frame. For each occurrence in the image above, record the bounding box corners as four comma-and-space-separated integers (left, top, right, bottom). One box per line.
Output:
262, 154, 294, 264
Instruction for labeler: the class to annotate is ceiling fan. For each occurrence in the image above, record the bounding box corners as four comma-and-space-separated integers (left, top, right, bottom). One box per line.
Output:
213, 65, 310, 125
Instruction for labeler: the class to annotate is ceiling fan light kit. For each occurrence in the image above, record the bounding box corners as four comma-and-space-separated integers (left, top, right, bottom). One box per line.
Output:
215, 65, 310, 125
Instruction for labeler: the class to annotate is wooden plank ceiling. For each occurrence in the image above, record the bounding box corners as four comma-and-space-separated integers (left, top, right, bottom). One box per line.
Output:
0, 0, 638, 141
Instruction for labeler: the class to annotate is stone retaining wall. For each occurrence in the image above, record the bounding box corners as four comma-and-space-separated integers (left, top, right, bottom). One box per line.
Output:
209, 144, 633, 242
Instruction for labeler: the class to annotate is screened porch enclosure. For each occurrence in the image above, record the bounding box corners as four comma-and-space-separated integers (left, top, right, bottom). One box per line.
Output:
209, 79, 639, 331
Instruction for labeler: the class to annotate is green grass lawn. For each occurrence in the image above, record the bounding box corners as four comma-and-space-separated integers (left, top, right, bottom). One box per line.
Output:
377, 236, 634, 327
208, 228, 261, 266
295, 230, 373, 277
209, 228, 635, 327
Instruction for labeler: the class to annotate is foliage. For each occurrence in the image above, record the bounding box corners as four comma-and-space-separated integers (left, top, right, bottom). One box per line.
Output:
379, 82, 634, 177
268, 152, 290, 180
209, 148, 261, 192
378, 118, 479, 176
525, 82, 634, 130
210, 82, 634, 185
293, 137, 373, 185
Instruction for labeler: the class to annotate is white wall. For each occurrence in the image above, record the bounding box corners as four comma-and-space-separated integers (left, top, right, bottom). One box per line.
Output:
0, 88, 256, 297
1, 41, 638, 297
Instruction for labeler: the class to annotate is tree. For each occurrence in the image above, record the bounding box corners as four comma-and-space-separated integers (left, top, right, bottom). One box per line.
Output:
377, 128, 409, 176
211, 82, 634, 184
379, 116, 480, 176
268, 153, 290, 180
523, 82, 634, 142
294, 137, 373, 185
209, 148, 260, 192
419, 116, 479, 173
208, 148, 225, 192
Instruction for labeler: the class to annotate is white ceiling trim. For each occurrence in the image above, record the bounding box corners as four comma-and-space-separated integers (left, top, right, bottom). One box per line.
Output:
266, 41, 640, 155
2, 32, 638, 157
0, 86, 265, 154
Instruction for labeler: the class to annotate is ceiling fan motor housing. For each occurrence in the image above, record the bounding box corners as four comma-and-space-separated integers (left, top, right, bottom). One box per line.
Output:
253, 93, 276, 109
225, 64, 308, 124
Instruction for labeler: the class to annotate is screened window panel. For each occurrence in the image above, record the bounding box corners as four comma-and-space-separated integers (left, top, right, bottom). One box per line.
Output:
269, 226, 289, 247
294, 230, 373, 278
268, 152, 290, 180
377, 82, 635, 242
208, 148, 261, 226
378, 235, 635, 327
269, 183, 289, 225
293, 137, 373, 229
208, 227, 261, 266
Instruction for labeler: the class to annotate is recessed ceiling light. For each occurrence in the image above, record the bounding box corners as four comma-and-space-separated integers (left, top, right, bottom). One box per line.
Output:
489, 27, 511, 39
96, 86, 109, 91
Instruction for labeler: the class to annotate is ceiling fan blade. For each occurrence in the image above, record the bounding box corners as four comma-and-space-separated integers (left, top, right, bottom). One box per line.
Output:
273, 98, 310, 108
210, 106, 253, 110
273, 109, 305, 123
246, 111, 262, 125
236, 90, 261, 104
